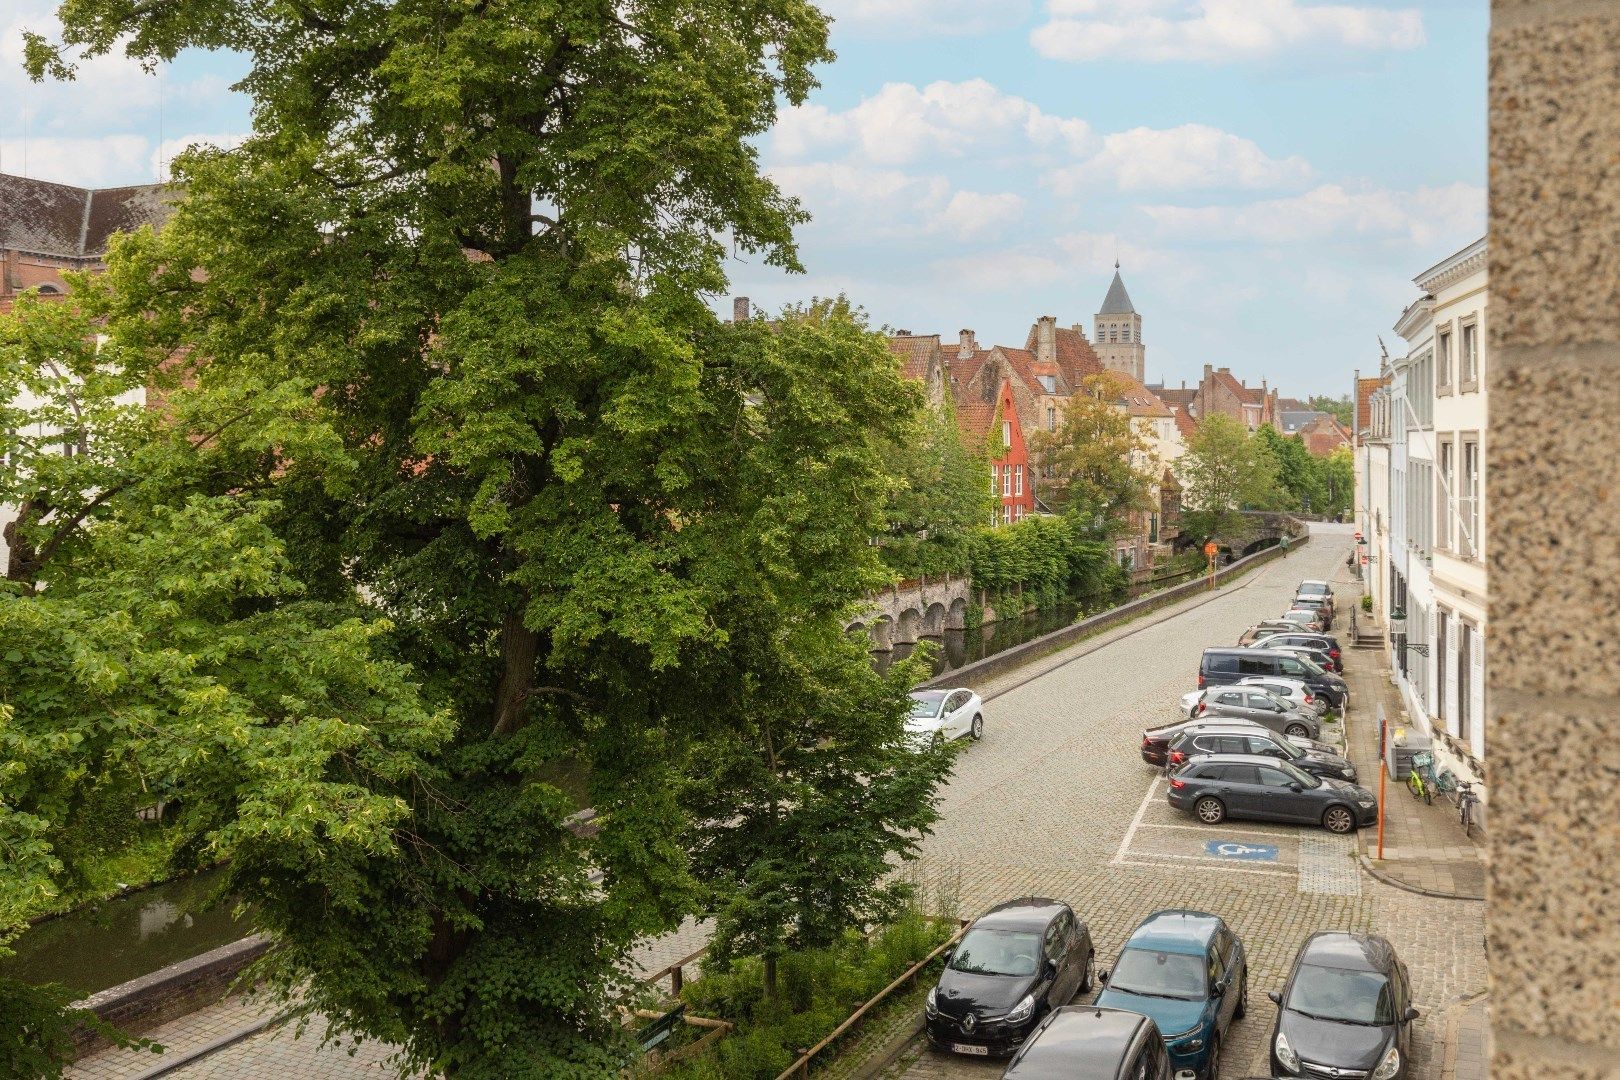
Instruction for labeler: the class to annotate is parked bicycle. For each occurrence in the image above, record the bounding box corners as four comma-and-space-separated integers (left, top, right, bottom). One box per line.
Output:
1455, 780, 1481, 838
1406, 751, 1435, 804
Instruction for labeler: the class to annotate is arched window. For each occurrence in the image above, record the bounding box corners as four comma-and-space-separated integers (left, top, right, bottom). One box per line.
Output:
36, 284, 61, 295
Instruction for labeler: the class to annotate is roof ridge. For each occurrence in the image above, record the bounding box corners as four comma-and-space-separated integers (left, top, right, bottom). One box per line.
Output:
78, 189, 94, 256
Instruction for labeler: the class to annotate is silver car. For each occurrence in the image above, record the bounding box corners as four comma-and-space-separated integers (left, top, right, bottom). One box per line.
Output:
1234, 676, 1328, 716
1186, 686, 1321, 739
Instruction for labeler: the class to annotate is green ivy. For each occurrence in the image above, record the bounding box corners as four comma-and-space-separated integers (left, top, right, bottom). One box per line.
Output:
967, 517, 1123, 608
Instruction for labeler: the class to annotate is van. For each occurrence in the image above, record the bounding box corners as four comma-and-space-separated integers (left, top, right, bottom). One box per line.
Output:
1198, 648, 1348, 708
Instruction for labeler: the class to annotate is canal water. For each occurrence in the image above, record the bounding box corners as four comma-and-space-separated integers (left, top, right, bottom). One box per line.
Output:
1, 869, 253, 996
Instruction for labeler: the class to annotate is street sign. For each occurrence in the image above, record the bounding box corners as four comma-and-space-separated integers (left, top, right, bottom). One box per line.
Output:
1204, 840, 1279, 862
1203, 541, 1218, 557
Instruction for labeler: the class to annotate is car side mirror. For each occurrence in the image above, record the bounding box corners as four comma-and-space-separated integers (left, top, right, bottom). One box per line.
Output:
1288, 782, 1304, 793
1213, 979, 1228, 995
1097, 969, 1110, 985
1404, 1007, 1420, 1022
1267, 991, 1283, 1005
942, 949, 953, 964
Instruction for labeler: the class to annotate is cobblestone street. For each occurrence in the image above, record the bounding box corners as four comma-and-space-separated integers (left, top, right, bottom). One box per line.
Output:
888, 523, 1487, 1079
70, 525, 1488, 1079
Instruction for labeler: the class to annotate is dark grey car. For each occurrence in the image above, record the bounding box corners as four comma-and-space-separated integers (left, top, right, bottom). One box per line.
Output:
1192, 687, 1322, 739
1167, 725, 1357, 782
1269, 932, 1418, 1079
1166, 754, 1378, 834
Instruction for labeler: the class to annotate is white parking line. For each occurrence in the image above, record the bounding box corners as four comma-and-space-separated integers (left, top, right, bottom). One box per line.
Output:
1115, 856, 1294, 879
1113, 778, 1160, 866
1135, 822, 1296, 836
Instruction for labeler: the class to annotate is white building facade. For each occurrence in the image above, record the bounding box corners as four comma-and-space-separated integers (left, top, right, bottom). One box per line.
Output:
1389, 299, 1436, 726
1418, 239, 1489, 779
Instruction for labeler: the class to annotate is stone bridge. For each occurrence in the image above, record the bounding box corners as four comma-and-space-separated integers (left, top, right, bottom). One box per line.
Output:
847, 576, 972, 652
1173, 511, 1306, 561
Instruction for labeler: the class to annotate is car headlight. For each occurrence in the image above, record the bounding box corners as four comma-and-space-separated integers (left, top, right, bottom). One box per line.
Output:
1165, 1026, 1205, 1051
1357, 797, 1376, 807
1371, 1045, 1401, 1080
924, 987, 939, 1018
1003, 991, 1038, 1024
1274, 1031, 1300, 1071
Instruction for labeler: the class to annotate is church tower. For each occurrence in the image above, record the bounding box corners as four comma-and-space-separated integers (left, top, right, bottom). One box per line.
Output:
1094, 262, 1145, 382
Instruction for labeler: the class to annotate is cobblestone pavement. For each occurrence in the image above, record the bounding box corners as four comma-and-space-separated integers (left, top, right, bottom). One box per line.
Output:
888, 524, 1487, 1080
72, 525, 1488, 1079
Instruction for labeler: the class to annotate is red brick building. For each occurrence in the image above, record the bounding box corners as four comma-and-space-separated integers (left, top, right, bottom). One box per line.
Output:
0, 173, 174, 309
955, 376, 1035, 527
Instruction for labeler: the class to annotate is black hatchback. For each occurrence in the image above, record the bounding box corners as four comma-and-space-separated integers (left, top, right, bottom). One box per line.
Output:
1167, 726, 1357, 783
1269, 932, 1418, 1079
925, 898, 1094, 1058
1167, 754, 1377, 834
1003, 1006, 1170, 1079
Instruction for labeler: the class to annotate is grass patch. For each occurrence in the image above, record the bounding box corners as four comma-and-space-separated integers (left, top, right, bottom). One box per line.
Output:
651, 909, 956, 1080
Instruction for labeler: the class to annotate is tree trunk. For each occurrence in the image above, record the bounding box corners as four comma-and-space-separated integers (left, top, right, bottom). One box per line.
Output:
492, 605, 539, 736
763, 955, 778, 1002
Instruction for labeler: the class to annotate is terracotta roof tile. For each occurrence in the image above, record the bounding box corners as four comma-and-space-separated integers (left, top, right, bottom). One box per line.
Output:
886, 333, 941, 383
0, 173, 174, 259
1356, 377, 1383, 432
1106, 371, 1173, 418
1170, 405, 1198, 441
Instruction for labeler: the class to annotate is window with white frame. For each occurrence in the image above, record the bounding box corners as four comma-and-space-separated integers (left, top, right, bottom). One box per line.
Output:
1460, 321, 1479, 386
1002, 420, 1011, 446
1436, 328, 1452, 390
990, 464, 998, 494
1438, 439, 1454, 551
1014, 465, 1023, 496
1462, 438, 1480, 558
1002, 467, 1011, 497
1047, 406, 1057, 431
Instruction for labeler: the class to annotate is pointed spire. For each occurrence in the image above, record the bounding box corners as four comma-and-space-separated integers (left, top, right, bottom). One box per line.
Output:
1100, 267, 1135, 315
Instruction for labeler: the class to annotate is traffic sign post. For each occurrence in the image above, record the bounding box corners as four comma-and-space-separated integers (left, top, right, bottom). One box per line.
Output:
1204, 541, 1218, 591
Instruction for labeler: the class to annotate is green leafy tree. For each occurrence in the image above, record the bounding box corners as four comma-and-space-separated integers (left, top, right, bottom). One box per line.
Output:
1305, 394, 1354, 428
1255, 424, 1320, 513
1031, 374, 1156, 535
1317, 447, 1354, 521
878, 398, 994, 579
1176, 414, 1281, 538
23, 3, 947, 1075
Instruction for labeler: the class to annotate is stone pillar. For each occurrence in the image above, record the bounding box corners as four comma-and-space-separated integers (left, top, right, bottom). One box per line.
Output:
732, 296, 750, 322
1488, 2, 1620, 1076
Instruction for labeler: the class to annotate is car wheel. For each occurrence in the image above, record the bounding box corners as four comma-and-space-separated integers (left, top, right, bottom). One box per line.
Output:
931, 732, 945, 750
1285, 722, 1310, 738
1204, 1033, 1221, 1080
970, 714, 983, 740
1080, 950, 1094, 994
1324, 805, 1356, 834
1234, 972, 1248, 1019
1195, 797, 1226, 824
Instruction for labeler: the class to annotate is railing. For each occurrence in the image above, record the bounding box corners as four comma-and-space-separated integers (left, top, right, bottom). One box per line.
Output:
772, 919, 969, 1080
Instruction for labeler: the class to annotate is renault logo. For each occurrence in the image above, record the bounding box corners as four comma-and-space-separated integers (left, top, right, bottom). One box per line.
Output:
961, 1013, 977, 1034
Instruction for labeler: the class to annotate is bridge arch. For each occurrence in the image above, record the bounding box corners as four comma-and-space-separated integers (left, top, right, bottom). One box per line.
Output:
896, 607, 923, 645
870, 615, 895, 652
922, 602, 947, 637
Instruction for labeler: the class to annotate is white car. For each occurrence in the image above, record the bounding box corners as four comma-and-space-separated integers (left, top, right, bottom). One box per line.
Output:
907, 688, 984, 744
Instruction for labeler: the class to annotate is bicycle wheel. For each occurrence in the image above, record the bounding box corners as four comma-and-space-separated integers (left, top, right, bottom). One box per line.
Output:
1460, 799, 1474, 838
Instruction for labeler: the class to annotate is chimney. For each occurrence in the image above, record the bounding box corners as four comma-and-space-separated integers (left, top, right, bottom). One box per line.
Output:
733, 296, 750, 322
1180, 380, 1187, 390
958, 328, 977, 360
1036, 315, 1057, 363
1203, 364, 1214, 379
896, 329, 912, 336
1218, 366, 1231, 374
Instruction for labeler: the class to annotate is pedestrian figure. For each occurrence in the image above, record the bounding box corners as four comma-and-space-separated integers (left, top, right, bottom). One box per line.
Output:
1279, 533, 1291, 557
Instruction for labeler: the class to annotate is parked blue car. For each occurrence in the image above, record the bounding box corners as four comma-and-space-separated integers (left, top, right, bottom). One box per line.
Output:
1093, 910, 1247, 1080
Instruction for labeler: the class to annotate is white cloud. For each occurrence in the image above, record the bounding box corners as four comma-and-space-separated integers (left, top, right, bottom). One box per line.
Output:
770, 162, 1024, 242
1048, 124, 1313, 193
933, 232, 1174, 292
0, 135, 152, 187
774, 79, 1096, 166
1140, 182, 1485, 246
818, 0, 1032, 37
1032, 0, 1425, 64
2, 5, 236, 137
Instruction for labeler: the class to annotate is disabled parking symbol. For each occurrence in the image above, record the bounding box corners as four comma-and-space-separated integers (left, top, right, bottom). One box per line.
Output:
1205, 840, 1279, 862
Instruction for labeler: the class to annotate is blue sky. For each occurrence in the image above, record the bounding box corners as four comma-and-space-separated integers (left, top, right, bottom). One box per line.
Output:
2, 0, 1485, 398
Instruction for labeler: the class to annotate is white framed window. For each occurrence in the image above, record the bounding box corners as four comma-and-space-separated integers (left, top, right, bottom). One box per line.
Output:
990, 465, 998, 494
1047, 406, 1056, 431
1002, 420, 1012, 446
1438, 439, 1454, 551
1014, 465, 1023, 496
1002, 467, 1011, 496
1462, 438, 1480, 558
1460, 321, 1479, 386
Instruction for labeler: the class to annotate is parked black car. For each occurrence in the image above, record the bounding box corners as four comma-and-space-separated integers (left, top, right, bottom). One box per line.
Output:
1269, 932, 1418, 1079
1290, 594, 1334, 629
925, 898, 1094, 1058
1198, 648, 1348, 709
1166, 725, 1357, 782
1003, 1006, 1171, 1079
1167, 754, 1377, 834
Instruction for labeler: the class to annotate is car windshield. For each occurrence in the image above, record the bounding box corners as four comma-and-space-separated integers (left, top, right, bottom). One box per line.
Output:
909, 692, 946, 719
1109, 948, 1207, 1000
1270, 737, 1304, 759
1286, 964, 1395, 1025
1300, 583, 1329, 595
950, 929, 1043, 977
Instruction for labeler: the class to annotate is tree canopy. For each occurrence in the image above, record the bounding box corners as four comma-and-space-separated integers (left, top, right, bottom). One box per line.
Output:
14, 2, 952, 1074
1175, 414, 1282, 538
1031, 373, 1156, 536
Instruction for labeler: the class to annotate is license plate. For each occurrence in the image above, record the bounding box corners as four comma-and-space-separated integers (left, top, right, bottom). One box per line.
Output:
952, 1043, 989, 1056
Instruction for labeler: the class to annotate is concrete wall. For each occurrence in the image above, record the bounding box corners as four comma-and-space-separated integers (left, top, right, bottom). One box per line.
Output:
1488, 3, 1620, 1075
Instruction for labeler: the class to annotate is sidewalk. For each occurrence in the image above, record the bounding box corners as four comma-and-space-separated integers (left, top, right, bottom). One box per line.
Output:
1340, 626, 1487, 900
